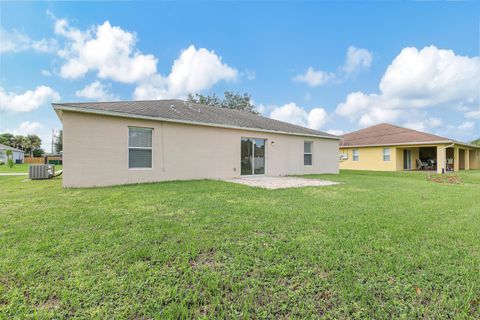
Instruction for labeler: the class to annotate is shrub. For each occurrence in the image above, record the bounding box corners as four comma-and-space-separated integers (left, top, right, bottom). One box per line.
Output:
5, 150, 13, 168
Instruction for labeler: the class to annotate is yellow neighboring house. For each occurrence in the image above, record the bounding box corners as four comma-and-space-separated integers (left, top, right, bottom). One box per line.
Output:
340, 123, 480, 174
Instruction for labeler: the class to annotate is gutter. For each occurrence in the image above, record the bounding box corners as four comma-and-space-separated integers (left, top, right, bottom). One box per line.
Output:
53, 104, 341, 141
340, 141, 480, 149
340, 141, 453, 148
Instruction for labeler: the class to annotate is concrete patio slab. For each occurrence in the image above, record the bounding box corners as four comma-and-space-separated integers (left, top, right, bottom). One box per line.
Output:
223, 176, 339, 189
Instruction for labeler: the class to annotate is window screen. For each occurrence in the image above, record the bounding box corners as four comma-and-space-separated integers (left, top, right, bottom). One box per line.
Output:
383, 148, 391, 161
304, 141, 312, 166
353, 148, 359, 161
128, 127, 152, 168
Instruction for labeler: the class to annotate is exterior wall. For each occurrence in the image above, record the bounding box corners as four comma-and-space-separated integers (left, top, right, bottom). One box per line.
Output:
62, 111, 339, 187
437, 145, 447, 173
459, 149, 466, 170
470, 149, 480, 169
395, 148, 404, 170
339, 147, 397, 171
0, 149, 24, 163
454, 147, 460, 171
411, 148, 420, 168
341, 143, 480, 173
13, 151, 24, 163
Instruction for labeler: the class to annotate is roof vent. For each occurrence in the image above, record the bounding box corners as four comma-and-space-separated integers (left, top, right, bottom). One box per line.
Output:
170, 104, 176, 110
187, 103, 202, 113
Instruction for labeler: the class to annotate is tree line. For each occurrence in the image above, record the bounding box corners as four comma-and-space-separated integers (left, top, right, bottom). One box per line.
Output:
0, 131, 63, 157
187, 91, 259, 115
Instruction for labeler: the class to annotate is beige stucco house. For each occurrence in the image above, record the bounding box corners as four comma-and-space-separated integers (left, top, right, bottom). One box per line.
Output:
340, 123, 480, 173
53, 100, 340, 187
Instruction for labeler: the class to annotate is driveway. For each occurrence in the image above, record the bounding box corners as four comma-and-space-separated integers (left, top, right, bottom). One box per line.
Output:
223, 176, 338, 189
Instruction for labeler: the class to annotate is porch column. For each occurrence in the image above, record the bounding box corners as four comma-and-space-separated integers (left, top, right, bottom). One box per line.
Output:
437, 145, 446, 174
465, 149, 470, 170
454, 147, 459, 172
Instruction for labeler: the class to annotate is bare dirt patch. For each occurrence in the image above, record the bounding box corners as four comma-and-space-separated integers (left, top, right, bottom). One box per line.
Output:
427, 174, 461, 184
190, 248, 222, 270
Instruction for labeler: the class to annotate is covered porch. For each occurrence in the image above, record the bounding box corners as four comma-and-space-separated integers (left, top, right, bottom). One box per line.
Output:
397, 144, 480, 173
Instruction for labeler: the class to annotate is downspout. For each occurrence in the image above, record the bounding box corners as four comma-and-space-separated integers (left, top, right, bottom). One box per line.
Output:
161, 122, 165, 172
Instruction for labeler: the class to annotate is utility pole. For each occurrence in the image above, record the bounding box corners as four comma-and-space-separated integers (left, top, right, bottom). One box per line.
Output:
51, 129, 55, 154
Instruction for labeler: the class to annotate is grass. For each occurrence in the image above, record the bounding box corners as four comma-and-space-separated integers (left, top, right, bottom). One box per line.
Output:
1, 170, 479, 318
0, 164, 62, 173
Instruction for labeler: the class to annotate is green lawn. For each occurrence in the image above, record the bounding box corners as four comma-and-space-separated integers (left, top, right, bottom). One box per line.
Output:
1, 170, 479, 318
0, 163, 62, 173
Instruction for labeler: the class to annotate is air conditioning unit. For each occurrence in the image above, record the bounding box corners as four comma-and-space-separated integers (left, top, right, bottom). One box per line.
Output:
29, 164, 55, 180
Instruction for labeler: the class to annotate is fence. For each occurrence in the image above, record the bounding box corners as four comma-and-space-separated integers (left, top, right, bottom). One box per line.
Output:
25, 157, 45, 164
25, 156, 63, 165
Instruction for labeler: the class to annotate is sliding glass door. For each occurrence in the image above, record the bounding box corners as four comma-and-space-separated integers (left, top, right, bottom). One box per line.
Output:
241, 138, 265, 175
241, 138, 253, 175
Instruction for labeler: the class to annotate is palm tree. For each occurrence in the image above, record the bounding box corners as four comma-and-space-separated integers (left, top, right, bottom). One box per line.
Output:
54, 130, 63, 154
11, 135, 26, 150
25, 135, 42, 157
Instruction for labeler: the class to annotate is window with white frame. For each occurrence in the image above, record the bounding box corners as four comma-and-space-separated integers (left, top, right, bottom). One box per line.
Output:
340, 150, 348, 160
353, 148, 359, 161
383, 148, 391, 161
304, 141, 313, 166
128, 127, 152, 168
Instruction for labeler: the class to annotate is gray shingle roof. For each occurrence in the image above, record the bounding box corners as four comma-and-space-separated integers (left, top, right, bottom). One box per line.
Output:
0, 143, 24, 153
341, 123, 451, 147
53, 99, 339, 139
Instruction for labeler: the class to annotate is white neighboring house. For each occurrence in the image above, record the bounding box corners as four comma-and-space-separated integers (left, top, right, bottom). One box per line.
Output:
0, 144, 25, 164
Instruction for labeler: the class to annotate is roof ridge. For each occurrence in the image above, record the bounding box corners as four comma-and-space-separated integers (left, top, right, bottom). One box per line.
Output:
53, 99, 184, 105
344, 123, 449, 141
0, 143, 24, 152
52, 99, 340, 139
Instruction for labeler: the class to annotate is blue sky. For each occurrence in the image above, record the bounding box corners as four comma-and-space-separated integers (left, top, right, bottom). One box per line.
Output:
1, 1, 479, 150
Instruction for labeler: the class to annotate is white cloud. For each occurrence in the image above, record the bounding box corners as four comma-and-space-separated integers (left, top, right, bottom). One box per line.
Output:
41, 70, 52, 76
404, 120, 427, 132
270, 103, 307, 126
404, 117, 445, 133
256, 103, 276, 115
293, 67, 334, 87
466, 109, 480, 119
343, 46, 373, 74
336, 46, 480, 127
6, 121, 43, 135
244, 69, 256, 80
293, 46, 372, 87
326, 129, 344, 136
134, 45, 238, 99
269, 102, 328, 130
429, 117, 444, 128
75, 81, 118, 101
458, 121, 475, 131
307, 108, 328, 130
0, 86, 60, 112
0, 28, 57, 54
256, 104, 266, 114
54, 19, 158, 83
51, 16, 237, 99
